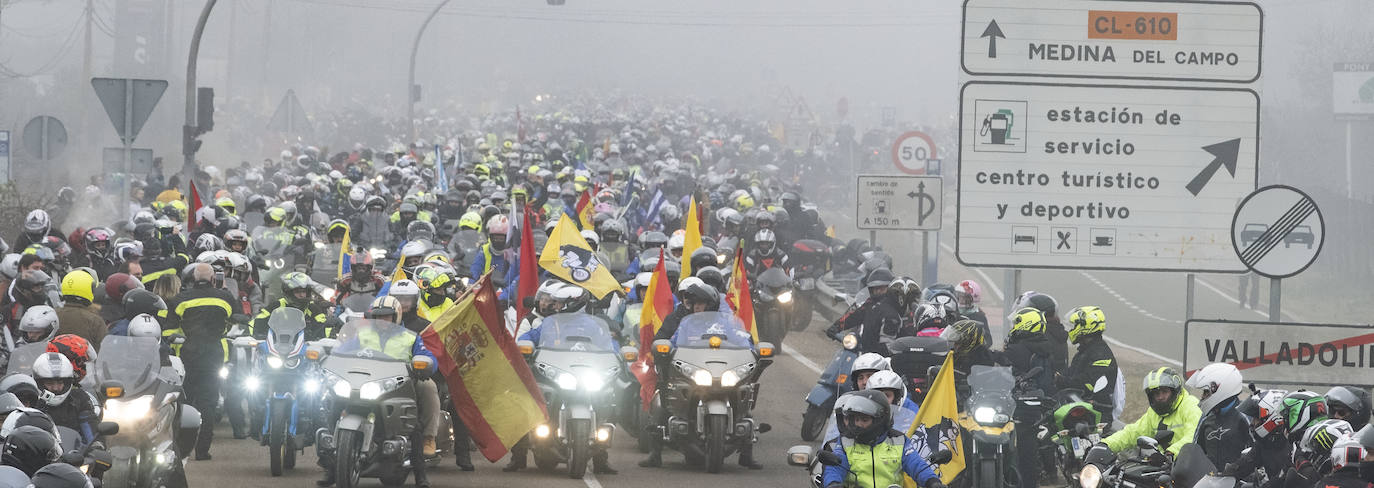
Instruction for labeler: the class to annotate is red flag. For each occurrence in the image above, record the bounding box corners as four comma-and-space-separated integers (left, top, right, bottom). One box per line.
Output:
421, 274, 548, 462
515, 205, 538, 325
187, 180, 203, 230
574, 190, 594, 230
630, 249, 674, 410
727, 246, 759, 343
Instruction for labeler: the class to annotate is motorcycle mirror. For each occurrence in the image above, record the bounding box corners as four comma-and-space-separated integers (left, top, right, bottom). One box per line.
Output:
97, 421, 119, 436
518, 340, 536, 357
786, 445, 813, 467
410, 356, 435, 376
1092, 376, 1108, 393
816, 450, 843, 467
756, 342, 775, 358
1136, 435, 1160, 451
1154, 429, 1175, 445
929, 450, 954, 465
620, 346, 638, 362
652, 339, 674, 356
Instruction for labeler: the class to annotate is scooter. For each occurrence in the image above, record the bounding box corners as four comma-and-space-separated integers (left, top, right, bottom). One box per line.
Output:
800, 330, 859, 442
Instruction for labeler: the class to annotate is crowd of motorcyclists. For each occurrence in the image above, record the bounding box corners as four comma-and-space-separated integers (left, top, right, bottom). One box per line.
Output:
0, 99, 1363, 488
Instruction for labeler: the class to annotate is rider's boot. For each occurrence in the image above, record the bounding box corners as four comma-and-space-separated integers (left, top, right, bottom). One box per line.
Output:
737, 443, 763, 470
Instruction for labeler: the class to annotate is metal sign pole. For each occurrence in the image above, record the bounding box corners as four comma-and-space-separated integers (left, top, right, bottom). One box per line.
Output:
39, 117, 49, 161
123, 79, 134, 219
1269, 278, 1281, 323
869, 230, 877, 249
1185, 273, 1195, 321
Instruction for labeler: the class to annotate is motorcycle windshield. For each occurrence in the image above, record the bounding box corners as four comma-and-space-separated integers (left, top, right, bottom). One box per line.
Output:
6, 343, 49, 376
93, 336, 163, 395
537, 313, 617, 353
266, 307, 308, 355
453, 231, 482, 254
339, 293, 376, 314
967, 365, 1015, 395
252, 228, 293, 257
601, 242, 631, 271
759, 267, 790, 288
674, 312, 753, 350
332, 319, 416, 362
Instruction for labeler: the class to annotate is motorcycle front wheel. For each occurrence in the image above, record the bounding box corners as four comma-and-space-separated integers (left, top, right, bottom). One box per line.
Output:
269, 401, 289, 476
800, 404, 828, 442
567, 420, 591, 479
335, 430, 363, 488
704, 414, 727, 474
790, 298, 814, 331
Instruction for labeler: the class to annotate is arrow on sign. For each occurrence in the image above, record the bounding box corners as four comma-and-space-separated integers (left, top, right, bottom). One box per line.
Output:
980, 20, 1005, 59
1185, 138, 1241, 196
908, 181, 937, 226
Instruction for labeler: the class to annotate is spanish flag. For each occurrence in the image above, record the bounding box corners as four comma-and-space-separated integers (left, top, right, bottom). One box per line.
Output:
679, 196, 704, 279
630, 249, 674, 410
422, 274, 548, 462
905, 354, 965, 485
336, 224, 352, 283
574, 190, 595, 230
725, 246, 759, 343
538, 217, 622, 299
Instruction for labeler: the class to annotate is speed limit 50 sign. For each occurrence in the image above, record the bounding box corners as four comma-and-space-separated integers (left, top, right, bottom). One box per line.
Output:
892, 131, 937, 175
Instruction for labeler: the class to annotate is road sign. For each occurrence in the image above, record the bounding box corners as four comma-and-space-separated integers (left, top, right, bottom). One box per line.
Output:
1184, 319, 1374, 387
101, 147, 155, 176
21, 116, 67, 160
0, 131, 9, 182
91, 78, 168, 144
891, 131, 938, 175
1334, 63, 1374, 120
961, 0, 1262, 83
857, 175, 942, 231
1230, 185, 1324, 279
267, 89, 313, 135
955, 81, 1259, 272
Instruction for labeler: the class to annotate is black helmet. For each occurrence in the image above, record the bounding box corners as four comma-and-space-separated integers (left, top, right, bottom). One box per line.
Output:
835, 390, 891, 444
689, 247, 717, 274
1, 425, 59, 476
695, 266, 726, 293
865, 268, 895, 289
1326, 386, 1372, 431
780, 191, 801, 209
122, 289, 167, 320
1013, 291, 1059, 318
677, 277, 720, 309
30, 462, 94, 488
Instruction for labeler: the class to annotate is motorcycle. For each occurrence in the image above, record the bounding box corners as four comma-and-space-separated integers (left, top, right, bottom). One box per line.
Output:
316, 319, 434, 488
786, 444, 955, 488
1046, 389, 1107, 487
955, 365, 1019, 488
57, 423, 118, 482
249, 307, 323, 476
1078, 432, 1177, 488
788, 239, 832, 331
887, 336, 950, 408
253, 227, 306, 303
516, 313, 636, 478
601, 241, 634, 282
446, 229, 483, 278
753, 267, 795, 348
800, 330, 859, 442
92, 335, 200, 488
650, 311, 775, 473
4, 342, 50, 376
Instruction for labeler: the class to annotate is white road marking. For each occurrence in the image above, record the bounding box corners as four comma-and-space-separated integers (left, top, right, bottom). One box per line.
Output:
584, 471, 603, 488
1103, 335, 1182, 366
1193, 276, 1306, 322
938, 242, 1003, 300
785, 349, 826, 375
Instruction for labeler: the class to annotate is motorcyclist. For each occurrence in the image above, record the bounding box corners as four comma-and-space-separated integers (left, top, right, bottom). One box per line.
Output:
822, 389, 944, 488
838, 268, 900, 355
0, 270, 52, 335
77, 227, 118, 279
1319, 436, 1369, 488
1228, 388, 1294, 483
14, 210, 64, 251
415, 267, 456, 322
743, 229, 790, 278
366, 296, 446, 463
1327, 386, 1372, 432
1186, 362, 1251, 469
1055, 306, 1118, 426
1277, 391, 1332, 487
1010, 291, 1069, 378
470, 215, 510, 278
31, 353, 98, 445
253, 272, 338, 341
952, 280, 987, 327
13, 305, 58, 348
0, 425, 60, 477
166, 262, 235, 460
640, 277, 722, 468
1100, 367, 1201, 458
866, 370, 919, 433
335, 251, 383, 300
387, 279, 430, 333
1298, 419, 1355, 482
1001, 307, 1057, 488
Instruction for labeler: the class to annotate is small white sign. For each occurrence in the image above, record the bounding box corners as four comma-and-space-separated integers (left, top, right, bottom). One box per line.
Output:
1184, 320, 1374, 387
962, 0, 1262, 83
857, 175, 943, 231
1334, 63, 1374, 119
1231, 185, 1324, 279
956, 82, 1259, 272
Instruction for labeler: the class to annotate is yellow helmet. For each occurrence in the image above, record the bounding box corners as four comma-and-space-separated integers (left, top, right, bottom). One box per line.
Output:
474, 164, 490, 178
1008, 307, 1046, 339
735, 194, 755, 209
1067, 306, 1107, 343
60, 269, 96, 303
215, 196, 236, 215
458, 212, 483, 230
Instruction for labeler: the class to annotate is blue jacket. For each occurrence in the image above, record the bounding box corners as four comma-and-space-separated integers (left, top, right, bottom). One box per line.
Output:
822, 431, 938, 488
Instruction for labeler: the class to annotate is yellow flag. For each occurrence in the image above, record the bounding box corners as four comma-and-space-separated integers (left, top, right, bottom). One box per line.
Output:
906, 354, 965, 485
538, 217, 622, 299
680, 196, 703, 279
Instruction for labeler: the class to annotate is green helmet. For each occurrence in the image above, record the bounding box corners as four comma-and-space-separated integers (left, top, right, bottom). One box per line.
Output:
1280, 391, 1328, 441
1142, 367, 1185, 416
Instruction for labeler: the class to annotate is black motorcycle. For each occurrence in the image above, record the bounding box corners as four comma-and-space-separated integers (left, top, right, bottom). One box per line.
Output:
753, 267, 795, 348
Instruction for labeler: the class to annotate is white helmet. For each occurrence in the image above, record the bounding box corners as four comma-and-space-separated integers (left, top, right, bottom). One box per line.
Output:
390, 279, 421, 304
1186, 363, 1243, 414
851, 353, 890, 375
1331, 434, 1367, 471
580, 230, 600, 249
667, 233, 685, 252
866, 370, 907, 406
0, 254, 21, 280
32, 353, 75, 407
18, 306, 59, 344
127, 313, 162, 338
1302, 418, 1355, 456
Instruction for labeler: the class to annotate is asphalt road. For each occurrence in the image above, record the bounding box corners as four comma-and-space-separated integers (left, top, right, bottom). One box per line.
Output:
185, 198, 1311, 488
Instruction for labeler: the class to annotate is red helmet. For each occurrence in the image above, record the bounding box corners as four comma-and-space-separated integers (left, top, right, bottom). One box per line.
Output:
47, 334, 96, 381
104, 273, 143, 302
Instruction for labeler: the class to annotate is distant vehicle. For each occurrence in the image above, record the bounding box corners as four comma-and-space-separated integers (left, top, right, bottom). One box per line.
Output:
1240, 223, 1267, 247
1285, 225, 1314, 249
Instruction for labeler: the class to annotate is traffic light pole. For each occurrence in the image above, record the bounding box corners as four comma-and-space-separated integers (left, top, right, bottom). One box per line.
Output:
407, 0, 453, 144
183, 0, 218, 173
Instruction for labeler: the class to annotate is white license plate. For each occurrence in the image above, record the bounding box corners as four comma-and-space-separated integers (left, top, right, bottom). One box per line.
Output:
1071, 437, 1087, 458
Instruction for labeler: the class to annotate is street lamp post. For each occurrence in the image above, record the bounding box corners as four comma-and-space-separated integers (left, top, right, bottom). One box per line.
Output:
407, 0, 454, 144
183, 0, 218, 173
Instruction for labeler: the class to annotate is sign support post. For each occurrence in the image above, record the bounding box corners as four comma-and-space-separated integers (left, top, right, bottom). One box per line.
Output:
122, 78, 134, 219
1185, 273, 1195, 322
1269, 278, 1281, 323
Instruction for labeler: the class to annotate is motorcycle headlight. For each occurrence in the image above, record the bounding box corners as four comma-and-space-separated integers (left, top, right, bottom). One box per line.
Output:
303, 378, 321, 394
359, 377, 403, 400
106, 395, 155, 424
320, 287, 337, 302
218, 366, 229, 379
266, 356, 284, 369
314, 241, 325, 250
716, 254, 726, 264
369, 248, 386, 260
720, 370, 740, 387
556, 372, 579, 391
580, 372, 605, 392
332, 379, 351, 397
842, 333, 858, 350
776, 290, 793, 304
973, 406, 998, 424
244, 376, 261, 391
692, 369, 713, 387
1079, 464, 1102, 488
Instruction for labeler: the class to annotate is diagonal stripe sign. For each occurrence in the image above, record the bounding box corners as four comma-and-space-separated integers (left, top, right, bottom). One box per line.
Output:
1239, 197, 1315, 266
1231, 185, 1325, 279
